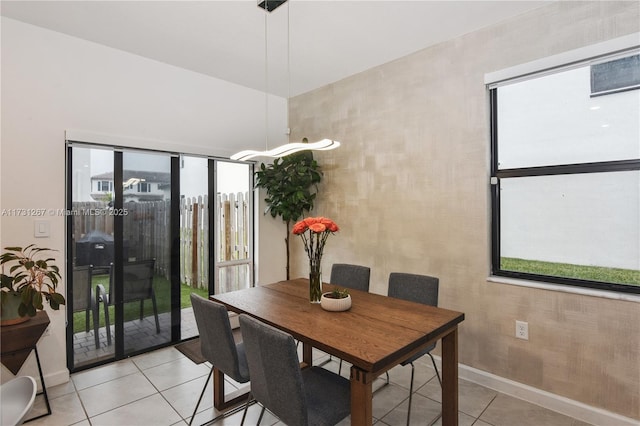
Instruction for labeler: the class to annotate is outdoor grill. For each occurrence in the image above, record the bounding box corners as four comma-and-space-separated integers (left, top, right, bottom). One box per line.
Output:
75, 230, 115, 271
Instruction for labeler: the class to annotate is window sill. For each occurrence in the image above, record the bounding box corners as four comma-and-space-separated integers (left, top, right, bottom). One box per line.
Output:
487, 276, 640, 303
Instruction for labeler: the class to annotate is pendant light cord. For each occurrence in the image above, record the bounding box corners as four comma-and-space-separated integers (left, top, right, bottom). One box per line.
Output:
287, 1, 291, 143
231, 1, 340, 162
264, 9, 269, 151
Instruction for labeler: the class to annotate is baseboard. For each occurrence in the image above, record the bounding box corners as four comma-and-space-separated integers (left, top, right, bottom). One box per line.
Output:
41, 368, 70, 391
431, 356, 639, 426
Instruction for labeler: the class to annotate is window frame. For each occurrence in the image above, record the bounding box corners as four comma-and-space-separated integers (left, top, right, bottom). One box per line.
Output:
590, 53, 640, 97
137, 182, 151, 193
489, 54, 640, 295
98, 180, 113, 192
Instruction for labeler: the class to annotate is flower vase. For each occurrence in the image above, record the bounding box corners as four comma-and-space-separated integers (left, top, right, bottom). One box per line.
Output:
309, 265, 322, 304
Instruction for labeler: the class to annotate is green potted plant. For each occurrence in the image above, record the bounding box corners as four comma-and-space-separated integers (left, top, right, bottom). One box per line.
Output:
0, 245, 65, 325
255, 140, 323, 280
320, 288, 351, 312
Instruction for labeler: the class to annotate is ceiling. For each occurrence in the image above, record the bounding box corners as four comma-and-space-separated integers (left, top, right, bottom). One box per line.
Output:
1, 1, 549, 97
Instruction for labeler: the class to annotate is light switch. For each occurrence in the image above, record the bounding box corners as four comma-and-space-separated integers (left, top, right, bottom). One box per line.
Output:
34, 220, 50, 238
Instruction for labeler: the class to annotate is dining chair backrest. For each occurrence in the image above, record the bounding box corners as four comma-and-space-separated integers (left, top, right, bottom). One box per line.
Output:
121, 259, 155, 302
388, 272, 438, 307
239, 313, 306, 425
190, 294, 249, 383
330, 263, 371, 292
72, 265, 93, 312
239, 313, 351, 426
240, 314, 351, 426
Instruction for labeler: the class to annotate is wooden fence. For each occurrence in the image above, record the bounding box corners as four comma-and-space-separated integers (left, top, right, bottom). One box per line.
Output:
215, 192, 251, 293
180, 196, 208, 289
71, 192, 250, 290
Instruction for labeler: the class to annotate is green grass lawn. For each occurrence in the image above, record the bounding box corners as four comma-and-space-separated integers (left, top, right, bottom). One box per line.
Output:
501, 257, 640, 286
72, 274, 209, 334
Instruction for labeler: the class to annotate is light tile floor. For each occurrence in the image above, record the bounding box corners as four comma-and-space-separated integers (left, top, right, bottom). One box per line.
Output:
25, 344, 593, 426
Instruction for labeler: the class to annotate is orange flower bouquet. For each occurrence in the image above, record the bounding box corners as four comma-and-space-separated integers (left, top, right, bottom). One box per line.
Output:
292, 217, 339, 303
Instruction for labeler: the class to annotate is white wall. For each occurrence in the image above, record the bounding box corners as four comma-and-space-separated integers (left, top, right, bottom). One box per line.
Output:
498, 64, 640, 269
0, 17, 286, 385
501, 171, 640, 269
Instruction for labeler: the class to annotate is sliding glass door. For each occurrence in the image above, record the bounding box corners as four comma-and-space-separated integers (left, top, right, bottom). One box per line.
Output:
120, 150, 176, 355
67, 144, 253, 370
178, 157, 254, 339
67, 145, 179, 370
67, 145, 116, 368
179, 155, 209, 340
214, 161, 253, 294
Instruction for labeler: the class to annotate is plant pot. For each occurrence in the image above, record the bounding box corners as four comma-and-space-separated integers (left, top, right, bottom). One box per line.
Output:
1, 292, 30, 326
320, 293, 352, 312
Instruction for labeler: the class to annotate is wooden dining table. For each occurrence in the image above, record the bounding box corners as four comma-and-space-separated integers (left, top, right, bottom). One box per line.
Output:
210, 278, 465, 425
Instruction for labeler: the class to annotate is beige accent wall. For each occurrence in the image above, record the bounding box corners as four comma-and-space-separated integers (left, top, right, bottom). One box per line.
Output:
288, 1, 640, 420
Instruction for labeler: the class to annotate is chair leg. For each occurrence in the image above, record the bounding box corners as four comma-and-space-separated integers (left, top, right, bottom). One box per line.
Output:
202, 393, 254, 426
428, 353, 442, 386
316, 355, 332, 367
257, 406, 266, 425
151, 290, 160, 333
92, 304, 100, 349
103, 299, 112, 345
189, 366, 213, 426
240, 392, 252, 425
406, 362, 416, 426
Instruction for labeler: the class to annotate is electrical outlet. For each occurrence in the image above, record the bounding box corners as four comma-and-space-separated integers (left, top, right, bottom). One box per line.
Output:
515, 320, 529, 340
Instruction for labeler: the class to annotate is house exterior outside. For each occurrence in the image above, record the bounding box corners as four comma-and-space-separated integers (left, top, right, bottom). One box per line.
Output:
90, 171, 171, 203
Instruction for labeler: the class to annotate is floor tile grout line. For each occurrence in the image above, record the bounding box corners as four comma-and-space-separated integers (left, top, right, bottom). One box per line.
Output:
71, 379, 95, 426
472, 394, 499, 426
155, 383, 188, 423
73, 359, 173, 422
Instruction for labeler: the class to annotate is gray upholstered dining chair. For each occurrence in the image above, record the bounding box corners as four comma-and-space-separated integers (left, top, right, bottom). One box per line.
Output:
238, 313, 351, 426
330, 263, 371, 374
189, 294, 250, 426
330, 263, 371, 292
388, 272, 441, 426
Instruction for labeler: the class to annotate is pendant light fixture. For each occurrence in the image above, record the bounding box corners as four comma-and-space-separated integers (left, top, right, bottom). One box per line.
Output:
231, 0, 340, 161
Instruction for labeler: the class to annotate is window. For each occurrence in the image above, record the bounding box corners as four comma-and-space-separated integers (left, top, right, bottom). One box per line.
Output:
97, 180, 113, 192
591, 54, 640, 96
490, 50, 640, 294
137, 182, 151, 193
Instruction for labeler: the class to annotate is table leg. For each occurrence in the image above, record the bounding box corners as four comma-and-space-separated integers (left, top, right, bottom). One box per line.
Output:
350, 366, 373, 425
441, 327, 459, 426
302, 342, 313, 369
213, 367, 248, 411
213, 367, 226, 409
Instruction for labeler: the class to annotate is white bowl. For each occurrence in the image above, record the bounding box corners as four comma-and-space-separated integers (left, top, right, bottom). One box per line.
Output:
320, 293, 352, 312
